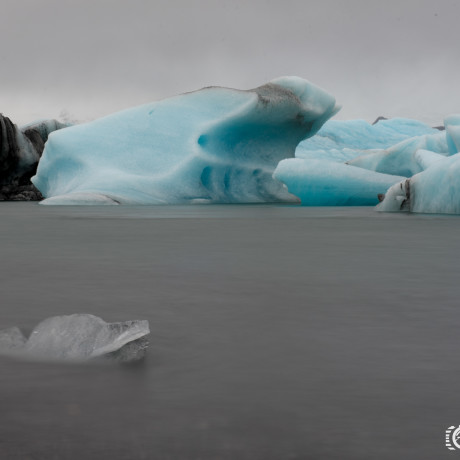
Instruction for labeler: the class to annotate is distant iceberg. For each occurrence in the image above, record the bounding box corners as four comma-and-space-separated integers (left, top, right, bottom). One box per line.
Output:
274, 158, 405, 206
274, 115, 460, 213
377, 153, 460, 214
32, 77, 339, 205
273, 117, 440, 206
347, 131, 448, 177
295, 118, 438, 163
0, 314, 150, 363
363, 115, 460, 214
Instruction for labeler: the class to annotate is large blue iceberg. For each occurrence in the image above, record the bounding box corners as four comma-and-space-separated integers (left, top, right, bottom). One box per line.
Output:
32, 77, 339, 205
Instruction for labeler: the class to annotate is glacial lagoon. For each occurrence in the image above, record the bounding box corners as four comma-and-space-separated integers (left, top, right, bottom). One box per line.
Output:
0, 202, 459, 459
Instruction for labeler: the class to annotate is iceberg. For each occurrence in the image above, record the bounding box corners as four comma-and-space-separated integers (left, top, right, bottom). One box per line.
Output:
32, 77, 339, 205
0, 314, 150, 363
347, 131, 449, 177
367, 115, 460, 214
273, 158, 405, 206
295, 118, 438, 163
276, 114, 459, 213
377, 153, 460, 214
272, 117, 436, 207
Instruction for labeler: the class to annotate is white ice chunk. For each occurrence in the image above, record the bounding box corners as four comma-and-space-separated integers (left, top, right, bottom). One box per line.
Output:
0, 314, 150, 362
377, 154, 460, 214
375, 180, 411, 212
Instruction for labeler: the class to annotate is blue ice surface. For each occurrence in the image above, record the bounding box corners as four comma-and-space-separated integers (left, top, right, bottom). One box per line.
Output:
274, 158, 405, 206
348, 131, 448, 177
445, 114, 460, 155
375, 115, 460, 214
273, 118, 443, 207
295, 118, 438, 162
377, 153, 460, 214
32, 77, 339, 205
274, 115, 460, 211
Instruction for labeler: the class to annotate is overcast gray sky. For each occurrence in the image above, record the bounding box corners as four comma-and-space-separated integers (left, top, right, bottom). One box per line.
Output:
1, 0, 458, 125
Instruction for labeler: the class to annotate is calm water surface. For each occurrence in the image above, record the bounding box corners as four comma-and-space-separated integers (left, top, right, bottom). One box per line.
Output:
0, 203, 459, 459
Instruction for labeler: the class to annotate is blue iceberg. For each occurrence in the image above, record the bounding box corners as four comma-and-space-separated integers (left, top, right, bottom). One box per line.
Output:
272, 117, 436, 206
25, 75, 460, 214
376, 115, 460, 214
295, 118, 438, 163
377, 155, 460, 214
274, 158, 405, 206
32, 77, 339, 205
273, 114, 460, 212
347, 131, 448, 177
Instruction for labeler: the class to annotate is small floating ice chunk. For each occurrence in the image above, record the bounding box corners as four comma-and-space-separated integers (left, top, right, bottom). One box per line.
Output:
0, 327, 27, 351
0, 314, 149, 363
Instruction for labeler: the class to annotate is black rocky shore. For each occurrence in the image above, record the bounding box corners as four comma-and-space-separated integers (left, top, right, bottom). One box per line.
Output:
0, 114, 66, 201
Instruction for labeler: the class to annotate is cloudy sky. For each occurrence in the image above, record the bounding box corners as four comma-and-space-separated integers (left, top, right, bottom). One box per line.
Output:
1, 0, 458, 125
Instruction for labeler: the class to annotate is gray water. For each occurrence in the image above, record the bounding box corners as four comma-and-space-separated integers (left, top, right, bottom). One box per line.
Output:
0, 202, 459, 459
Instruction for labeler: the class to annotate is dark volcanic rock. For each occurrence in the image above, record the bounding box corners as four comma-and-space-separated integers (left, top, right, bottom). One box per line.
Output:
0, 115, 24, 184
373, 115, 445, 131
0, 183, 43, 201
0, 114, 66, 200
372, 116, 388, 125
22, 128, 45, 156
21, 119, 68, 145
